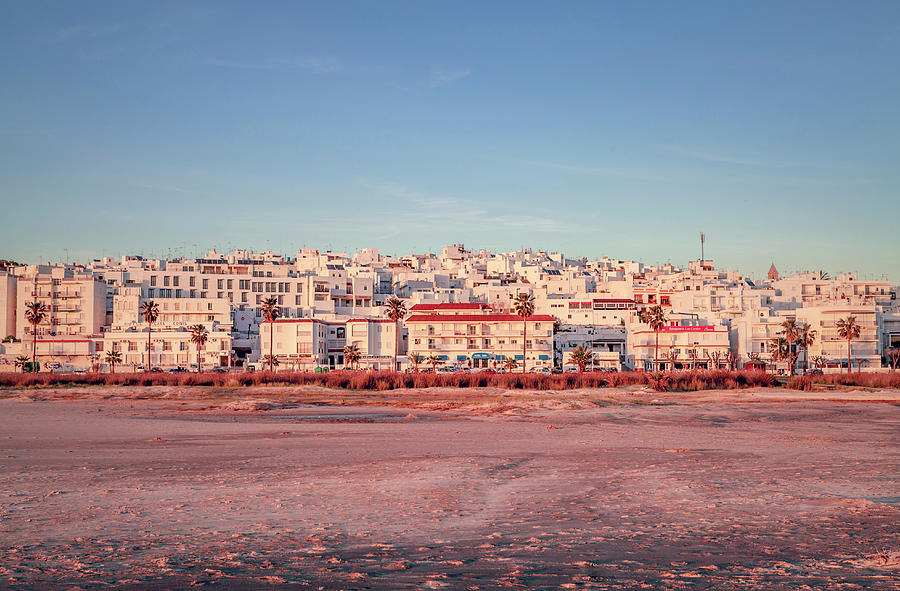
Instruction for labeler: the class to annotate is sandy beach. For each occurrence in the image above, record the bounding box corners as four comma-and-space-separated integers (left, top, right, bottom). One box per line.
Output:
1, 385, 898, 589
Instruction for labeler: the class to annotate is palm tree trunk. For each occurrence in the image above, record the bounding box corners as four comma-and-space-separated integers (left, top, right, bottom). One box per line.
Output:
847, 338, 851, 374
654, 330, 659, 371
394, 321, 398, 372
197, 347, 201, 373
522, 320, 527, 374
269, 322, 274, 372
147, 323, 152, 372
32, 328, 37, 373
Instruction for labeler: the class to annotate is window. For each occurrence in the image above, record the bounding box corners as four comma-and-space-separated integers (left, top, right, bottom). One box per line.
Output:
173, 276, 179, 287
217, 279, 223, 289
202, 279, 209, 289
189, 276, 196, 287
150, 276, 157, 286
164, 276, 170, 287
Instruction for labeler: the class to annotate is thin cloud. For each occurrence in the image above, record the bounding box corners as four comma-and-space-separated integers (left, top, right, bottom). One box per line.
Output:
363, 181, 574, 233
655, 144, 778, 167
506, 158, 676, 182
430, 67, 471, 88
52, 23, 124, 43
203, 55, 342, 74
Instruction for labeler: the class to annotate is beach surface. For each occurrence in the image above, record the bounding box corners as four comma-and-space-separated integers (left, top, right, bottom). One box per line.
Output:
1, 385, 898, 589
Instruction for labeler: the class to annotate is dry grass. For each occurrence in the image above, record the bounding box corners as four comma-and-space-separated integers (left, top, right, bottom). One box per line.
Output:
0, 369, 778, 392
787, 372, 900, 391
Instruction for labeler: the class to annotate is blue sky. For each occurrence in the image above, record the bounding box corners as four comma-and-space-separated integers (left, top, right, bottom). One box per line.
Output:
2, 1, 898, 281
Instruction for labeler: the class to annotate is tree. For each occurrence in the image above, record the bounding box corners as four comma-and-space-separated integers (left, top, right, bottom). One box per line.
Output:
89, 353, 100, 373
189, 324, 209, 372
812, 355, 827, 369
344, 344, 361, 370
779, 319, 802, 376
426, 353, 444, 372
567, 345, 593, 372
887, 347, 900, 371
797, 323, 817, 374
262, 354, 280, 369
686, 348, 698, 371
768, 336, 792, 374
513, 293, 535, 373
140, 300, 159, 372
503, 357, 519, 372
836, 316, 862, 374
14, 355, 30, 373
407, 352, 424, 372
260, 296, 280, 371
638, 305, 667, 371
705, 350, 724, 369
24, 300, 48, 373
105, 349, 122, 374
383, 296, 407, 371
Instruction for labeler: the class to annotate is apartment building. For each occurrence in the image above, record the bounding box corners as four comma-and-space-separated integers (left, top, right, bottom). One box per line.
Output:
259, 317, 398, 370
406, 311, 555, 370
101, 328, 233, 371
628, 320, 731, 371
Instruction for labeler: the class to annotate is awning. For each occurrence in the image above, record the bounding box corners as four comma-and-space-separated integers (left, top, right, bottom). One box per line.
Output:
514, 355, 524, 360
472, 352, 490, 359
437, 355, 449, 360
538, 355, 550, 360
456, 355, 467, 361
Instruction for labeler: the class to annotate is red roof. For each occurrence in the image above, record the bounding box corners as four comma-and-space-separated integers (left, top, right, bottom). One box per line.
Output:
409, 303, 492, 311
406, 314, 555, 323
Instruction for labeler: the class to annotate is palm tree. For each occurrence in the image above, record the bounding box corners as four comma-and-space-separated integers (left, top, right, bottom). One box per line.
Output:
344, 344, 361, 370
513, 293, 535, 373
567, 345, 594, 372
426, 353, 443, 372
260, 296, 280, 371
189, 324, 209, 372
262, 354, 280, 370
836, 316, 862, 374
14, 355, 30, 373
768, 336, 791, 374
407, 352, 424, 372
503, 357, 519, 372
780, 319, 801, 376
89, 353, 100, 373
383, 296, 407, 371
24, 300, 48, 373
140, 300, 159, 372
105, 349, 122, 374
812, 355, 827, 370
797, 323, 817, 374
638, 305, 667, 371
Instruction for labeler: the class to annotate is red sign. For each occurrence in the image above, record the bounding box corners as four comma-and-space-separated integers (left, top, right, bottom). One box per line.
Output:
659, 326, 715, 332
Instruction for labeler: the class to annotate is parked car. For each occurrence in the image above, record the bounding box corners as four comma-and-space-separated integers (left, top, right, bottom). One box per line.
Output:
807, 369, 824, 375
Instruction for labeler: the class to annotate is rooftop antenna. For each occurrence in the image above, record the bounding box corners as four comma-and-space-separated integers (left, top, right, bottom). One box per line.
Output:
700, 232, 705, 262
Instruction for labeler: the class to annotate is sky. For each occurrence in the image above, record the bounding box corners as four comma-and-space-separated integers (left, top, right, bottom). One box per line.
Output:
1, 1, 898, 282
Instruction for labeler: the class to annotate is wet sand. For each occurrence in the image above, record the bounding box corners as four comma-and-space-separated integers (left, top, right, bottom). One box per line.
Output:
1, 386, 898, 589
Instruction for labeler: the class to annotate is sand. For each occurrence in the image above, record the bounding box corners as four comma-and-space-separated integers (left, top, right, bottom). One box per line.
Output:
1, 385, 898, 589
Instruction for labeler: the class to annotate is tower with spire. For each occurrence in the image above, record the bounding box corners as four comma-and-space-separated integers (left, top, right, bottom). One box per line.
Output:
767, 263, 779, 282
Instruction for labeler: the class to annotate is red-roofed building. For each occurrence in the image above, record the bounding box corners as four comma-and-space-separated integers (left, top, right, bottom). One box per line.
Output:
408, 302, 493, 315
406, 313, 555, 370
